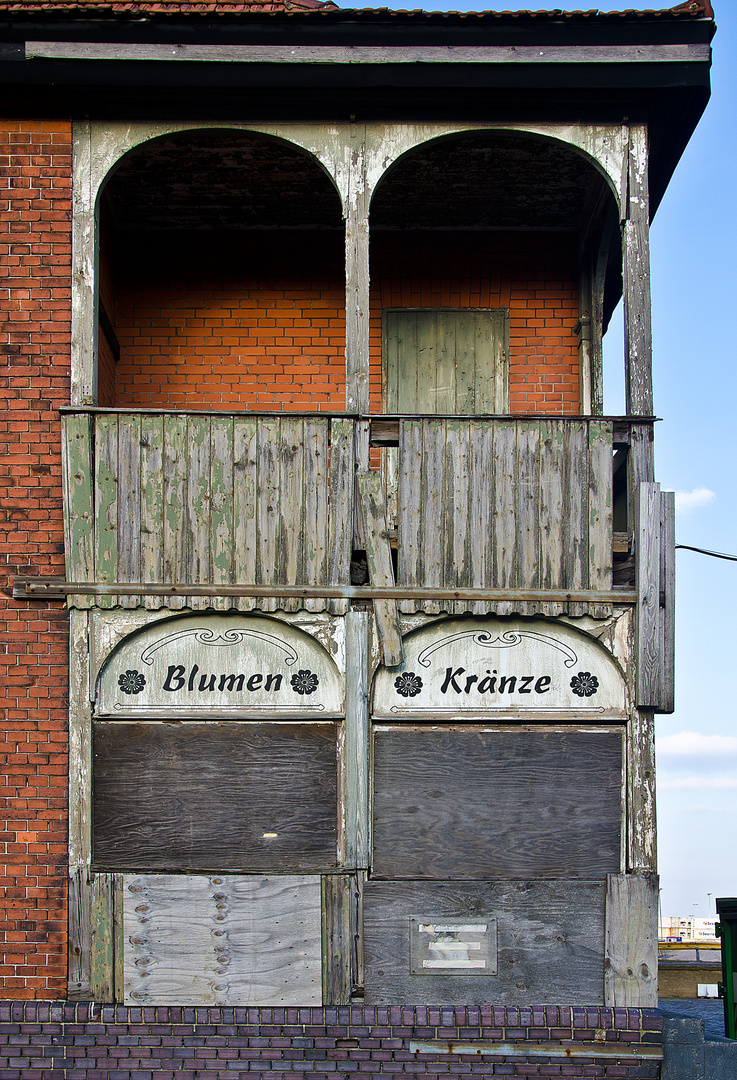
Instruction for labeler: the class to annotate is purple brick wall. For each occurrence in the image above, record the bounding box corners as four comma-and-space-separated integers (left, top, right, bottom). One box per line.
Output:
0, 1003, 664, 1079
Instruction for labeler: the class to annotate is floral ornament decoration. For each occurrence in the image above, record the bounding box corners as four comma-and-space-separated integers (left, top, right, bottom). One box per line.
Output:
394, 672, 423, 698
291, 669, 319, 695
118, 669, 146, 695
570, 671, 599, 697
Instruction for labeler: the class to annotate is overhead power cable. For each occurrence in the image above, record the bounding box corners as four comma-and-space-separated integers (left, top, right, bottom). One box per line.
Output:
675, 544, 737, 563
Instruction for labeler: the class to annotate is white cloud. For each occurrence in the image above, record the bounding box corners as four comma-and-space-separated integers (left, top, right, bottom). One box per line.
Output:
657, 731, 737, 757
660, 776, 737, 790
674, 487, 716, 514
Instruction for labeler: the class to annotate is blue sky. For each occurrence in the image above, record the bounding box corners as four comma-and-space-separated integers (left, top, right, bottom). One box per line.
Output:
350, 0, 736, 918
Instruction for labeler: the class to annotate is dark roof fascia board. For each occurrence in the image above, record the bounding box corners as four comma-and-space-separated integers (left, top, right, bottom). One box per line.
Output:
0, 7, 717, 48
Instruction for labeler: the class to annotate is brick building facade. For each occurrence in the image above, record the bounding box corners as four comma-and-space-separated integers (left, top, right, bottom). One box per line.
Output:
0, 1, 715, 1076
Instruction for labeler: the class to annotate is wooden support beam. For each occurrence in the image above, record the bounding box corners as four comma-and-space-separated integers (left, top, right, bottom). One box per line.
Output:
623, 125, 654, 417
357, 472, 403, 667
659, 489, 676, 714
322, 874, 352, 1006
636, 482, 661, 709
12, 576, 639, 605
626, 709, 657, 872
344, 611, 370, 870
604, 872, 658, 1007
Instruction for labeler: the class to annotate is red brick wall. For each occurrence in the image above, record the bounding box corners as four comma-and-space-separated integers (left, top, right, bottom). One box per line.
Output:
112, 232, 346, 411
106, 229, 578, 415
371, 231, 580, 414
0, 119, 71, 997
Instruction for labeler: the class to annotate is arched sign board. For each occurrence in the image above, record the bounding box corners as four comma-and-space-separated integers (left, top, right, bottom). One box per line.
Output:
96, 615, 343, 718
373, 618, 626, 719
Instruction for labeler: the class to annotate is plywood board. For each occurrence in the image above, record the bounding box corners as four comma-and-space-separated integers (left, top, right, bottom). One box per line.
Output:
372, 727, 623, 879
363, 879, 605, 1004
123, 873, 322, 1005
93, 722, 338, 872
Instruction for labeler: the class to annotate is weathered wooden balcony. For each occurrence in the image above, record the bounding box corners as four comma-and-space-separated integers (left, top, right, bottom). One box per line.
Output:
60, 409, 651, 616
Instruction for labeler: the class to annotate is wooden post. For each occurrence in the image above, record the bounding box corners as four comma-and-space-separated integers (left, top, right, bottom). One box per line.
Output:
623, 124, 654, 419
322, 874, 352, 1005
627, 709, 657, 872
344, 610, 370, 869
636, 482, 661, 709
345, 125, 370, 417
68, 609, 93, 999
659, 489, 676, 714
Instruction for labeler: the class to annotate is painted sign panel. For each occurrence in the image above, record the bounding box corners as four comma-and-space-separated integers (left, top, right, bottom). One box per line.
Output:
97, 614, 343, 717
373, 618, 626, 717
409, 917, 498, 975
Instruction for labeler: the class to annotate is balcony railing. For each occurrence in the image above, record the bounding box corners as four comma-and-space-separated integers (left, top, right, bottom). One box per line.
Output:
61, 409, 648, 615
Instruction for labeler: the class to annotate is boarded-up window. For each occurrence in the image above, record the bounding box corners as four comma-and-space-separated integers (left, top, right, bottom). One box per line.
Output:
93, 721, 338, 873
372, 727, 622, 879
384, 309, 509, 414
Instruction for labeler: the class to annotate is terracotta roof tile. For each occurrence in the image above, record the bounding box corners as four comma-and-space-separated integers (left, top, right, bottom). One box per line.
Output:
0, 0, 712, 17
0, 0, 339, 12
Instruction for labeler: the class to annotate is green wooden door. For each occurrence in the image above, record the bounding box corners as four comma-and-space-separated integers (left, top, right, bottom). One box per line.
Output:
384, 309, 509, 415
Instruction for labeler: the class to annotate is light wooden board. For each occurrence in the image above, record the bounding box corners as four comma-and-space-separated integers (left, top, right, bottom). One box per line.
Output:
93, 722, 339, 872
372, 728, 623, 879
123, 873, 322, 1005
636, 482, 661, 709
363, 879, 605, 1005
604, 872, 658, 1007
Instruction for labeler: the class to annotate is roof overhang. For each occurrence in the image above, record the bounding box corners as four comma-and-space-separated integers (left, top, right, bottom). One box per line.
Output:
0, 1, 715, 213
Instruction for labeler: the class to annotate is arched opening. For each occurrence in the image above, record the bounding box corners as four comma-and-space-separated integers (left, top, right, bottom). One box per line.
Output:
368, 130, 621, 418
97, 129, 345, 410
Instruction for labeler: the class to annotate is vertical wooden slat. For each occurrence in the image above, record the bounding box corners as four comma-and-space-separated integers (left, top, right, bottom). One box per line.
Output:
233, 416, 258, 612
186, 415, 212, 611
454, 312, 475, 414
62, 413, 95, 607
539, 420, 565, 615
68, 867, 91, 999
443, 420, 470, 597
421, 419, 445, 614
516, 420, 541, 597
430, 311, 454, 414
280, 417, 304, 613
117, 413, 141, 609
163, 413, 188, 610
588, 419, 614, 615
94, 413, 118, 609
469, 421, 494, 614
140, 413, 164, 610
210, 415, 234, 612
304, 418, 329, 612
659, 489, 676, 713
604, 872, 658, 1007
258, 417, 281, 612
328, 418, 354, 616
636, 481, 661, 709
322, 875, 352, 1006
396, 420, 422, 613
357, 472, 403, 667
493, 420, 516, 615
564, 420, 588, 616
345, 611, 370, 870
90, 872, 116, 1003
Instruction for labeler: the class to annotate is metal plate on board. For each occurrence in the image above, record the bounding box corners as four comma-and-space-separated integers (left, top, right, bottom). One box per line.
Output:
409, 916, 497, 976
